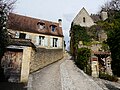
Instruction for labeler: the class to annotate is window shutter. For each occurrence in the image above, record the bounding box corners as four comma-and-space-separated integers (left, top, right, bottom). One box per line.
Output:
58, 39, 61, 48
35, 36, 39, 45
15, 31, 19, 38
26, 34, 29, 39
44, 37, 48, 47
50, 38, 53, 47
42, 37, 44, 46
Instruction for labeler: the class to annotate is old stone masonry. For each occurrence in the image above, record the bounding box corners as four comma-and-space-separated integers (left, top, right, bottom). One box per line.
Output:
27, 53, 120, 90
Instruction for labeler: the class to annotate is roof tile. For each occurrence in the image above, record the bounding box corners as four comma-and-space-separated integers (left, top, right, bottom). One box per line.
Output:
7, 13, 63, 37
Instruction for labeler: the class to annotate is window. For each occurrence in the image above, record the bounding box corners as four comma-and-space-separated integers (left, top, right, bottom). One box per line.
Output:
37, 22, 45, 30
39, 25, 44, 29
83, 17, 85, 23
51, 25, 56, 32
19, 33, 26, 39
53, 38, 58, 47
107, 63, 110, 67
39, 36, 44, 46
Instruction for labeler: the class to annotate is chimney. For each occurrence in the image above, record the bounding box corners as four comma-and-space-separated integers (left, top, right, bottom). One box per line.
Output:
101, 11, 108, 21
58, 19, 62, 27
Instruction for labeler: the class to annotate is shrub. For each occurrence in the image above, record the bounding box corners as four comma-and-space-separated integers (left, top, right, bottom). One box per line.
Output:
86, 64, 92, 76
99, 72, 118, 82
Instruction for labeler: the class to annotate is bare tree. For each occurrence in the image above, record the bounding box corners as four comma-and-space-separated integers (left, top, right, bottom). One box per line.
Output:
0, 0, 16, 12
0, 0, 16, 58
101, 0, 120, 11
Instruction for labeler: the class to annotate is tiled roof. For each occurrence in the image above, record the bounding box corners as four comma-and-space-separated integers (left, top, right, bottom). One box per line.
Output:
7, 13, 63, 37
94, 51, 111, 55
90, 14, 101, 22
9, 38, 36, 49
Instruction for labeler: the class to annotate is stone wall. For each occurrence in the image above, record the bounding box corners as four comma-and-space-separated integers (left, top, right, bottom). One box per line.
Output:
73, 8, 95, 27
30, 48, 63, 72
20, 47, 32, 82
1, 49, 23, 82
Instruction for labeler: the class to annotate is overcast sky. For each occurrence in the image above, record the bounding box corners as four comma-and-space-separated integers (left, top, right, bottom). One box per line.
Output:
14, 0, 111, 49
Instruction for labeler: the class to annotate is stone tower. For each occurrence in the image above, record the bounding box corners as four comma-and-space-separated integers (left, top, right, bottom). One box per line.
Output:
101, 11, 108, 21
73, 7, 95, 27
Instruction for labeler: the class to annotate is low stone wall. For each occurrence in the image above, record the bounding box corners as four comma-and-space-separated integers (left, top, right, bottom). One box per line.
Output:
30, 48, 63, 73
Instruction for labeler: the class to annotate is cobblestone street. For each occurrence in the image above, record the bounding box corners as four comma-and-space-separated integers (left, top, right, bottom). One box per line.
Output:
27, 53, 120, 90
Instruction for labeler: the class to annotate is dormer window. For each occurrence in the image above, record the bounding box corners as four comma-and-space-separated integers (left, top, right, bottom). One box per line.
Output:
83, 17, 85, 23
51, 25, 56, 32
37, 22, 45, 30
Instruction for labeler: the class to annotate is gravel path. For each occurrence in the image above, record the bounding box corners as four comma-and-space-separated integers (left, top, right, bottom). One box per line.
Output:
27, 54, 120, 90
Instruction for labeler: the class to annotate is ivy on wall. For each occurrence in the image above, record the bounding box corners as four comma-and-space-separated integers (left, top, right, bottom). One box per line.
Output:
70, 24, 91, 57
75, 48, 91, 75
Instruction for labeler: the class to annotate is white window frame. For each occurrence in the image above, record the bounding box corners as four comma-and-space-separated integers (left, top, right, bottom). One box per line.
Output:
44, 37, 48, 47
51, 25, 56, 32
37, 23, 45, 30
39, 24, 45, 29
26, 34, 29, 39
53, 38, 58, 47
39, 36, 45, 46
15, 31, 19, 38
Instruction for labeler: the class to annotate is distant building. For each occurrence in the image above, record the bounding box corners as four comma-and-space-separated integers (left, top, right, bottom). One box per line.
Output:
73, 7, 95, 27
72, 7, 108, 27
70, 7, 112, 77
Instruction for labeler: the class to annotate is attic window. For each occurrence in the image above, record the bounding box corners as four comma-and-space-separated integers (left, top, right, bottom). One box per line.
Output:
37, 22, 45, 30
51, 25, 56, 32
83, 17, 85, 23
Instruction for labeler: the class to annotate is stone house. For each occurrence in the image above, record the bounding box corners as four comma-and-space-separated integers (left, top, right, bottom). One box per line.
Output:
70, 7, 112, 77
73, 7, 95, 27
8, 13, 63, 49
1, 13, 64, 83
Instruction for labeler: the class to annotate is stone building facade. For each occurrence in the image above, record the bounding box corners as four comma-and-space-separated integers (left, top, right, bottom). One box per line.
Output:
70, 7, 112, 77
73, 7, 95, 27
1, 13, 64, 83
8, 13, 64, 49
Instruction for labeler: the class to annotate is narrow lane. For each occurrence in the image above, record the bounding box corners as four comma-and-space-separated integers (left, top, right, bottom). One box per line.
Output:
60, 60, 103, 90
27, 53, 104, 90
27, 54, 68, 90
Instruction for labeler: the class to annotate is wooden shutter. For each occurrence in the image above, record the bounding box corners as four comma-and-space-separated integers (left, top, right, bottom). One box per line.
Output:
44, 37, 48, 47
35, 36, 39, 45
50, 38, 53, 47
58, 39, 61, 48
15, 31, 19, 38
26, 34, 29, 39
42, 37, 44, 46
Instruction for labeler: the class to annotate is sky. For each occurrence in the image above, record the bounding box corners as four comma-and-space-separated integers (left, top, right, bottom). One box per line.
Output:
14, 0, 111, 49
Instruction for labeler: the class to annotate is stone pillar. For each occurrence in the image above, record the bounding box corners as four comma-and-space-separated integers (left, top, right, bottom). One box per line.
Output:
106, 56, 112, 75
20, 47, 32, 83
91, 56, 99, 77
101, 11, 108, 21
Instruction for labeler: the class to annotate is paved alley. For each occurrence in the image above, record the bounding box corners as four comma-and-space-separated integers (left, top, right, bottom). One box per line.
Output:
27, 54, 120, 90
27, 54, 68, 90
